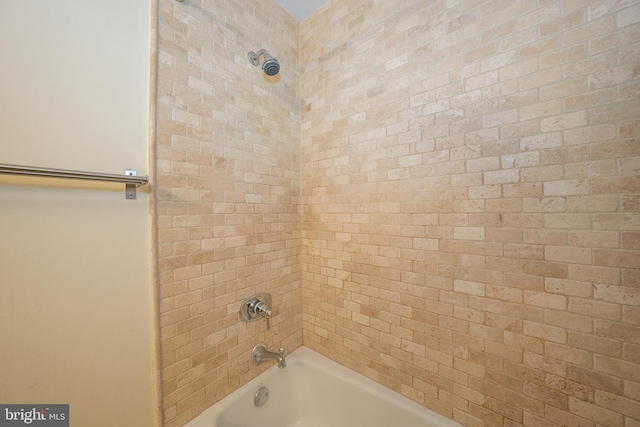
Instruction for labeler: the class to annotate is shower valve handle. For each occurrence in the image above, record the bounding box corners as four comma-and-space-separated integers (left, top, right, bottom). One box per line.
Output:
239, 294, 273, 331
255, 301, 272, 331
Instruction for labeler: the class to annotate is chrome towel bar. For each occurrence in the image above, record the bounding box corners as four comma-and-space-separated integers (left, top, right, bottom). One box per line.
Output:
0, 163, 148, 199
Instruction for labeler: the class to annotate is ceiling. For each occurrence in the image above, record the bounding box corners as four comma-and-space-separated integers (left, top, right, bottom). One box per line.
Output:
274, 0, 329, 21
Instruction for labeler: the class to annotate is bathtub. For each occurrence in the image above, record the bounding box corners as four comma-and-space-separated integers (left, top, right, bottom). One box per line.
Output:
184, 346, 463, 427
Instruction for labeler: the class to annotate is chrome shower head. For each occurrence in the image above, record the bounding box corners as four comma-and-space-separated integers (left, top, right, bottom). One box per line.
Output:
248, 49, 280, 76
262, 55, 280, 76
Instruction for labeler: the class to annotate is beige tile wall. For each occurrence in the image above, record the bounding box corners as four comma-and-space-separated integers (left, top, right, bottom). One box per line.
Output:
156, 0, 301, 425
300, 1, 640, 427
157, 0, 639, 425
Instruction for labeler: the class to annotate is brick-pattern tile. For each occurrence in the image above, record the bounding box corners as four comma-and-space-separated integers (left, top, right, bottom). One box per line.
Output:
158, 0, 639, 426
157, 0, 301, 425
300, 1, 640, 427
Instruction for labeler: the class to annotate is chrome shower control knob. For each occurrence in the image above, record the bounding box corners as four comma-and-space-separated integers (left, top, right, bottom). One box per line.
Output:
239, 294, 273, 330
255, 301, 271, 330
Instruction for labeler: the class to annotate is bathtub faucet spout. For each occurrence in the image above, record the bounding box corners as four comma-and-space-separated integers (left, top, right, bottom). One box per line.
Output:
252, 343, 286, 368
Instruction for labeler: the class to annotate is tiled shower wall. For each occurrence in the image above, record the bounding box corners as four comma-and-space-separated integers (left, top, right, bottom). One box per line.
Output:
300, 1, 640, 427
157, 0, 639, 425
156, 0, 301, 425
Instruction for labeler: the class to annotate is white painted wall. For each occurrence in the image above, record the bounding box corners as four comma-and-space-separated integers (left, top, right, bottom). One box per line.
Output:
0, 1, 159, 426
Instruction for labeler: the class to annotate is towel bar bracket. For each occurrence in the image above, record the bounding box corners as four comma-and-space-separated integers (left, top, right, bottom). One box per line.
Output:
125, 170, 138, 200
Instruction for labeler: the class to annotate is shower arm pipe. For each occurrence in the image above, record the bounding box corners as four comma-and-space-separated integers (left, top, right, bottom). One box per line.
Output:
248, 49, 269, 65
0, 163, 148, 200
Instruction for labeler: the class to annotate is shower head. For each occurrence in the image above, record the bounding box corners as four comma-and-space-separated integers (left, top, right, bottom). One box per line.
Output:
248, 49, 280, 76
262, 55, 280, 77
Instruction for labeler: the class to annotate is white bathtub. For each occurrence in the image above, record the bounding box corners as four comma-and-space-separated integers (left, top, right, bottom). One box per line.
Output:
184, 346, 463, 427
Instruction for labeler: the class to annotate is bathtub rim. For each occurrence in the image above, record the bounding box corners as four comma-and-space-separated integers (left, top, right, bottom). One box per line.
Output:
184, 345, 463, 427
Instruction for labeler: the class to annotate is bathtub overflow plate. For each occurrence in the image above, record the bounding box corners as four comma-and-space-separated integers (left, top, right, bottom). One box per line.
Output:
254, 386, 269, 407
